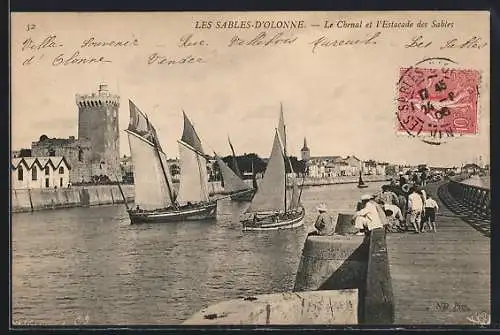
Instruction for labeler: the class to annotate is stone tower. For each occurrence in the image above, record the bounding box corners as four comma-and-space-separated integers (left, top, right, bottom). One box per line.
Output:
301, 137, 310, 162
76, 84, 120, 179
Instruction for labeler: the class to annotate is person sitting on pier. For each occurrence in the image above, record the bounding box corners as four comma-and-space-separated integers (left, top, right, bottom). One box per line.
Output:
382, 203, 405, 232
353, 194, 383, 236
309, 203, 335, 236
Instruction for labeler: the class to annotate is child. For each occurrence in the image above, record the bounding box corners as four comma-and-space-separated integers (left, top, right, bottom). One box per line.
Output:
423, 195, 439, 232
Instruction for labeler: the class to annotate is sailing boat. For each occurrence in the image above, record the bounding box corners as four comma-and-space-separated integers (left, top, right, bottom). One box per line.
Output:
213, 153, 254, 201
241, 104, 305, 231
125, 100, 217, 224
225, 137, 257, 201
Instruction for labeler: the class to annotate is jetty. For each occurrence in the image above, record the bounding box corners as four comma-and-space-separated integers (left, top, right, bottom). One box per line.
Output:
184, 175, 490, 325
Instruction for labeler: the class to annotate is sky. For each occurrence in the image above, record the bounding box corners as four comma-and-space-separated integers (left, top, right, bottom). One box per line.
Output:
11, 11, 490, 167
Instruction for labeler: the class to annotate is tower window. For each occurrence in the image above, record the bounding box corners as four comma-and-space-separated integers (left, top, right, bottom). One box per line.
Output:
78, 148, 83, 162
45, 166, 50, 175
18, 167, 23, 181
59, 167, 64, 174
32, 167, 38, 181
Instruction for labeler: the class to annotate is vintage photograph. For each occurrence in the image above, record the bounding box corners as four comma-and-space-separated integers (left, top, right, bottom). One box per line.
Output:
10, 11, 490, 326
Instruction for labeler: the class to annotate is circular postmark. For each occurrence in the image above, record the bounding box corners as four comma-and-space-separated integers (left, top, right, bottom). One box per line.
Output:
396, 57, 480, 145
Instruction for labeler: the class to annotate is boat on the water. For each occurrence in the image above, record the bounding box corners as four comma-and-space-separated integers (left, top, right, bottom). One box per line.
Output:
214, 152, 255, 201
241, 104, 305, 231
357, 171, 368, 189
125, 100, 217, 224
230, 159, 258, 201
222, 137, 257, 201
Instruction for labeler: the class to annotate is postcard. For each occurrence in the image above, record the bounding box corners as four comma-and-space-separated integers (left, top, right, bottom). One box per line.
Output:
10, 11, 490, 326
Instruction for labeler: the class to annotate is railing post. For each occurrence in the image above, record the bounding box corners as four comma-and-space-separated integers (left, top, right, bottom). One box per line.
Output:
447, 179, 490, 220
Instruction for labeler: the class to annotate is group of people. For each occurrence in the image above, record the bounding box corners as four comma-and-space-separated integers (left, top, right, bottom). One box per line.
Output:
310, 174, 440, 236
353, 184, 439, 235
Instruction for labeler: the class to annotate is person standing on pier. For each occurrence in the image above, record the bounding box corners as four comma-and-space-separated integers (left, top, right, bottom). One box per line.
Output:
421, 170, 427, 186
376, 185, 399, 206
398, 172, 407, 188
422, 195, 439, 232
407, 186, 424, 233
353, 194, 383, 235
310, 203, 335, 236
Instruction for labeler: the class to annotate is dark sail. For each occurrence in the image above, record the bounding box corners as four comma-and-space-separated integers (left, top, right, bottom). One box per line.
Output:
181, 111, 204, 154
128, 100, 164, 152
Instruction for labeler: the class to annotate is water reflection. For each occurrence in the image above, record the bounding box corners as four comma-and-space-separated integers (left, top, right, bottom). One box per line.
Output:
12, 182, 385, 325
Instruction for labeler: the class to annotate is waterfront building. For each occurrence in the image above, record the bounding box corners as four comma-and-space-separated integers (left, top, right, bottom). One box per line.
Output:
462, 163, 481, 175
32, 135, 92, 184
76, 84, 121, 180
11, 156, 71, 189
31, 84, 121, 184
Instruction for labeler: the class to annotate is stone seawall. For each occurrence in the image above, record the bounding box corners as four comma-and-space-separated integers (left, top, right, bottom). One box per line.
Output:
11, 185, 135, 213
11, 175, 391, 213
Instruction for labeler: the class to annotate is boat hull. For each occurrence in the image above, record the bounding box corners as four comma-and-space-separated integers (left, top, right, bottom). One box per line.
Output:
230, 189, 256, 202
128, 202, 217, 224
357, 184, 368, 189
241, 208, 305, 231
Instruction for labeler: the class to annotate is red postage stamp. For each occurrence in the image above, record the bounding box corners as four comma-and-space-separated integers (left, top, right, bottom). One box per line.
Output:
396, 58, 480, 145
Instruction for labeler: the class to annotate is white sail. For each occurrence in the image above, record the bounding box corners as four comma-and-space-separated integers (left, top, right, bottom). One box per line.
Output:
127, 131, 174, 210
215, 155, 251, 193
246, 130, 286, 213
159, 150, 177, 200
177, 142, 210, 204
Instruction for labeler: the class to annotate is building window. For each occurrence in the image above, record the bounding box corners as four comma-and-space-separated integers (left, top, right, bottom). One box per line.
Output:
60, 178, 63, 187
32, 167, 38, 181
48, 148, 55, 156
45, 166, 50, 175
59, 167, 64, 174
18, 167, 23, 181
45, 178, 49, 188
78, 148, 83, 162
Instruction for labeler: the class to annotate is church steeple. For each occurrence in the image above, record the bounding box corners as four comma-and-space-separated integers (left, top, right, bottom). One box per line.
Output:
301, 137, 310, 162
301, 137, 309, 151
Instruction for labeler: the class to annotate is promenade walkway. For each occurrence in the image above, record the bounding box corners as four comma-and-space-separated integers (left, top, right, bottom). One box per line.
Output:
386, 181, 490, 324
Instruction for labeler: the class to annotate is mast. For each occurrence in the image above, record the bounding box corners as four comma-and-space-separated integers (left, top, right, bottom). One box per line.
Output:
145, 114, 176, 206
252, 159, 258, 190
281, 103, 287, 213
114, 172, 129, 211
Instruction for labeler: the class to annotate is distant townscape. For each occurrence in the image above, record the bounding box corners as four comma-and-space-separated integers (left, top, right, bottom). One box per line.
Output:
10, 84, 490, 190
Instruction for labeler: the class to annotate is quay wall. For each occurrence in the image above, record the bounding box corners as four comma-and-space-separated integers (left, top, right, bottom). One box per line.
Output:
11, 175, 391, 213
11, 185, 135, 213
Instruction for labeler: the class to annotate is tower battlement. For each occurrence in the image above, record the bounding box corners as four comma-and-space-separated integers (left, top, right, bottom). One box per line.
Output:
76, 91, 120, 108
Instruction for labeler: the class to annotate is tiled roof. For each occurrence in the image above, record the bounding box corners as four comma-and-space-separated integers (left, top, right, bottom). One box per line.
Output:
11, 156, 71, 170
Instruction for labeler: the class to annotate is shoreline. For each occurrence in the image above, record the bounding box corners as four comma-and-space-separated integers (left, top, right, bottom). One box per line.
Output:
11, 175, 391, 214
